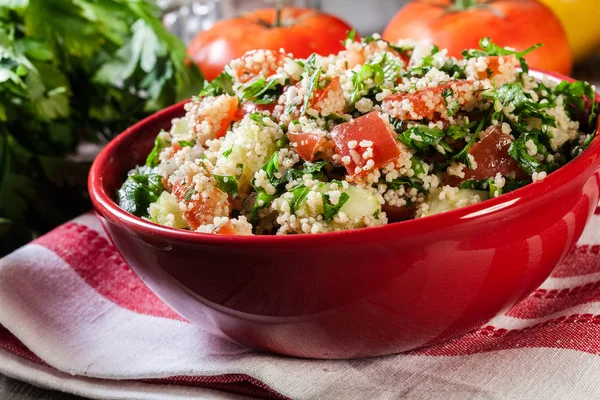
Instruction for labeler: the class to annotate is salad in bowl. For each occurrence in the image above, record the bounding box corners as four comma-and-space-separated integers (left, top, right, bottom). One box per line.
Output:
117, 35, 598, 236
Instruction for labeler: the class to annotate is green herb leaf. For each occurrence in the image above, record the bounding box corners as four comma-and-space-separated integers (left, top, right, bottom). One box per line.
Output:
178, 140, 194, 148
289, 185, 309, 213
183, 185, 195, 201
199, 70, 234, 97
322, 192, 350, 222
146, 132, 170, 167
462, 37, 541, 73
397, 125, 446, 153
118, 166, 164, 217
242, 76, 283, 104
507, 129, 555, 175
300, 63, 322, 115
553, 80, 598, 129
442, 88, 459, 117
213, 174, 238, 198
222, 147, 233, 158
349, 62, 384, 105
451, 117, 486, 169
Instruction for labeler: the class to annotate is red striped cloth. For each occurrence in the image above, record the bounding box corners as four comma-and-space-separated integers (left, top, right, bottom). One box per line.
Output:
2, 212, 600, 399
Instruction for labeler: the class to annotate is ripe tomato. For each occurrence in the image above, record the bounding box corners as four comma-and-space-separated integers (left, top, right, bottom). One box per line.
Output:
331, 112, 401, 177
465, 126, 526, 181
188, 7, 354, 81
288, 132, 327, 162
382, 0, 572, 75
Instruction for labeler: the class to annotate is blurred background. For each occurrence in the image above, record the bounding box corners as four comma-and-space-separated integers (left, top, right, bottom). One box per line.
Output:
158, 0, 406, 44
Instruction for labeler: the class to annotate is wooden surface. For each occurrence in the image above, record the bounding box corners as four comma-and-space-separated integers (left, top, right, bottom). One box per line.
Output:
2, 56, 599, 400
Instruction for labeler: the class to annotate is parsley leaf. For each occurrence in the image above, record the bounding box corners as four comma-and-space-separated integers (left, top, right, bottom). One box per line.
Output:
397, 125, 446, 153
145, 132, 170, 167
242, 76, 283, 105
553, 80, 598, 129
507, 129, 555, 175
213, 174, 239, 198
462, 37, 541, 73
118, 166, 164, 217
300, 55, 322, 114
322, 192, 350, 222
199, 70, 234, 97
349, 62, 384, 105
451, 117, 486, 169
442, 88, 459, 117
483, 83, 555, 130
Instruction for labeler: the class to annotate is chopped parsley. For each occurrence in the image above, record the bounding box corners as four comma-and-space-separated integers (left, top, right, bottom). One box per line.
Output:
118, 166, 164, 217
145, 132, 170, 167
300, 54, 323, 115
462, 37, 542, 73
213, 174, 239, 198
322, 192, 350, 222
183, 185, 195, 201
242, 76, 283, 104
199, 70, 234, 97
508, 129, 555, 175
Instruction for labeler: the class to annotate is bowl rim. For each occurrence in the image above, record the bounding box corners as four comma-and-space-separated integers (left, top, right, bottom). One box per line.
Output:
89, 69, 600, 246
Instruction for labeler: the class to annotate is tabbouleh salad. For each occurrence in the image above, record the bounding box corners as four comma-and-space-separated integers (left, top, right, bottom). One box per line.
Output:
118, 34, 598, 236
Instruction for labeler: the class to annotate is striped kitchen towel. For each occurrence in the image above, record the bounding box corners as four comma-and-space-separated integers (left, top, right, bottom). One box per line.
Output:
2, 212, 600, 400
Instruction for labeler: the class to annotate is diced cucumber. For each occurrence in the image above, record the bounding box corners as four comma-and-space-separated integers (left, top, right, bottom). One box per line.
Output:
425, 188, 488, 216
293, 183, 381, 226
214, 117, 280, 194
339, 185, 380, 220
148, 191, 187, 228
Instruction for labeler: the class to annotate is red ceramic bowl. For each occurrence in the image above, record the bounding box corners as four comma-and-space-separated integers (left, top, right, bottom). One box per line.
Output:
89, 70, 600, 359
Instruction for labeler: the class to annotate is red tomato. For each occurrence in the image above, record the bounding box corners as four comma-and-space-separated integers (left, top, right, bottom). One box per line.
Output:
188, 7, 355, 81
233, 49, 286, 84
465, 126, 526, 181
214, 221, 236, 235
445, 126, 526, 186
382, 81, 473, 120
331, 112, 401, 176
172, 174, 230, 230
382, 204, 417, 222
475, 56, 518, 80
382, 0, 572, 75
235, 101, 276, 121
288, 132, 327, 162
312, 76, 345, 114
194, 96, 239, 140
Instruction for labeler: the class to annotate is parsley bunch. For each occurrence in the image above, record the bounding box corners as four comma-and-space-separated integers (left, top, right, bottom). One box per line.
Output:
0, 0, 204, 255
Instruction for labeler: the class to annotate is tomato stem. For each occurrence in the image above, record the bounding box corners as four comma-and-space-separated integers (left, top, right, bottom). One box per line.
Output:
450, 0, 480, 11
274, 0, 284, 28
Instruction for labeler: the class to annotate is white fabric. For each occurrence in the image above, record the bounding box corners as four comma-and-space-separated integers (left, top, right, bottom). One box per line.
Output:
2, 213, 600, 399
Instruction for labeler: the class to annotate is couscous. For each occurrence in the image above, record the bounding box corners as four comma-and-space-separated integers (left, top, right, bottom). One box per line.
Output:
118, 35, 598, 235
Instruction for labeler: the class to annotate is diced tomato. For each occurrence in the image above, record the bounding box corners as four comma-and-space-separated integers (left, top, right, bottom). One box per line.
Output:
171, 142, 182, 153
235, 101, 276, 121
234, 49, 286, 84
331, 111, 401, 176
311, 76, 345, 115
383, 81, 473, 120
195, 95, 238, 140
473, 56, 518, 80
464, 126, 527, 181
288, 132, 327, 162
346, 47, 365, 69
445, 125, 527, 186
214, 221, 236, 235
172, 173, 230, 230
382, 204, 416, 222
346, 42, 409, 69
